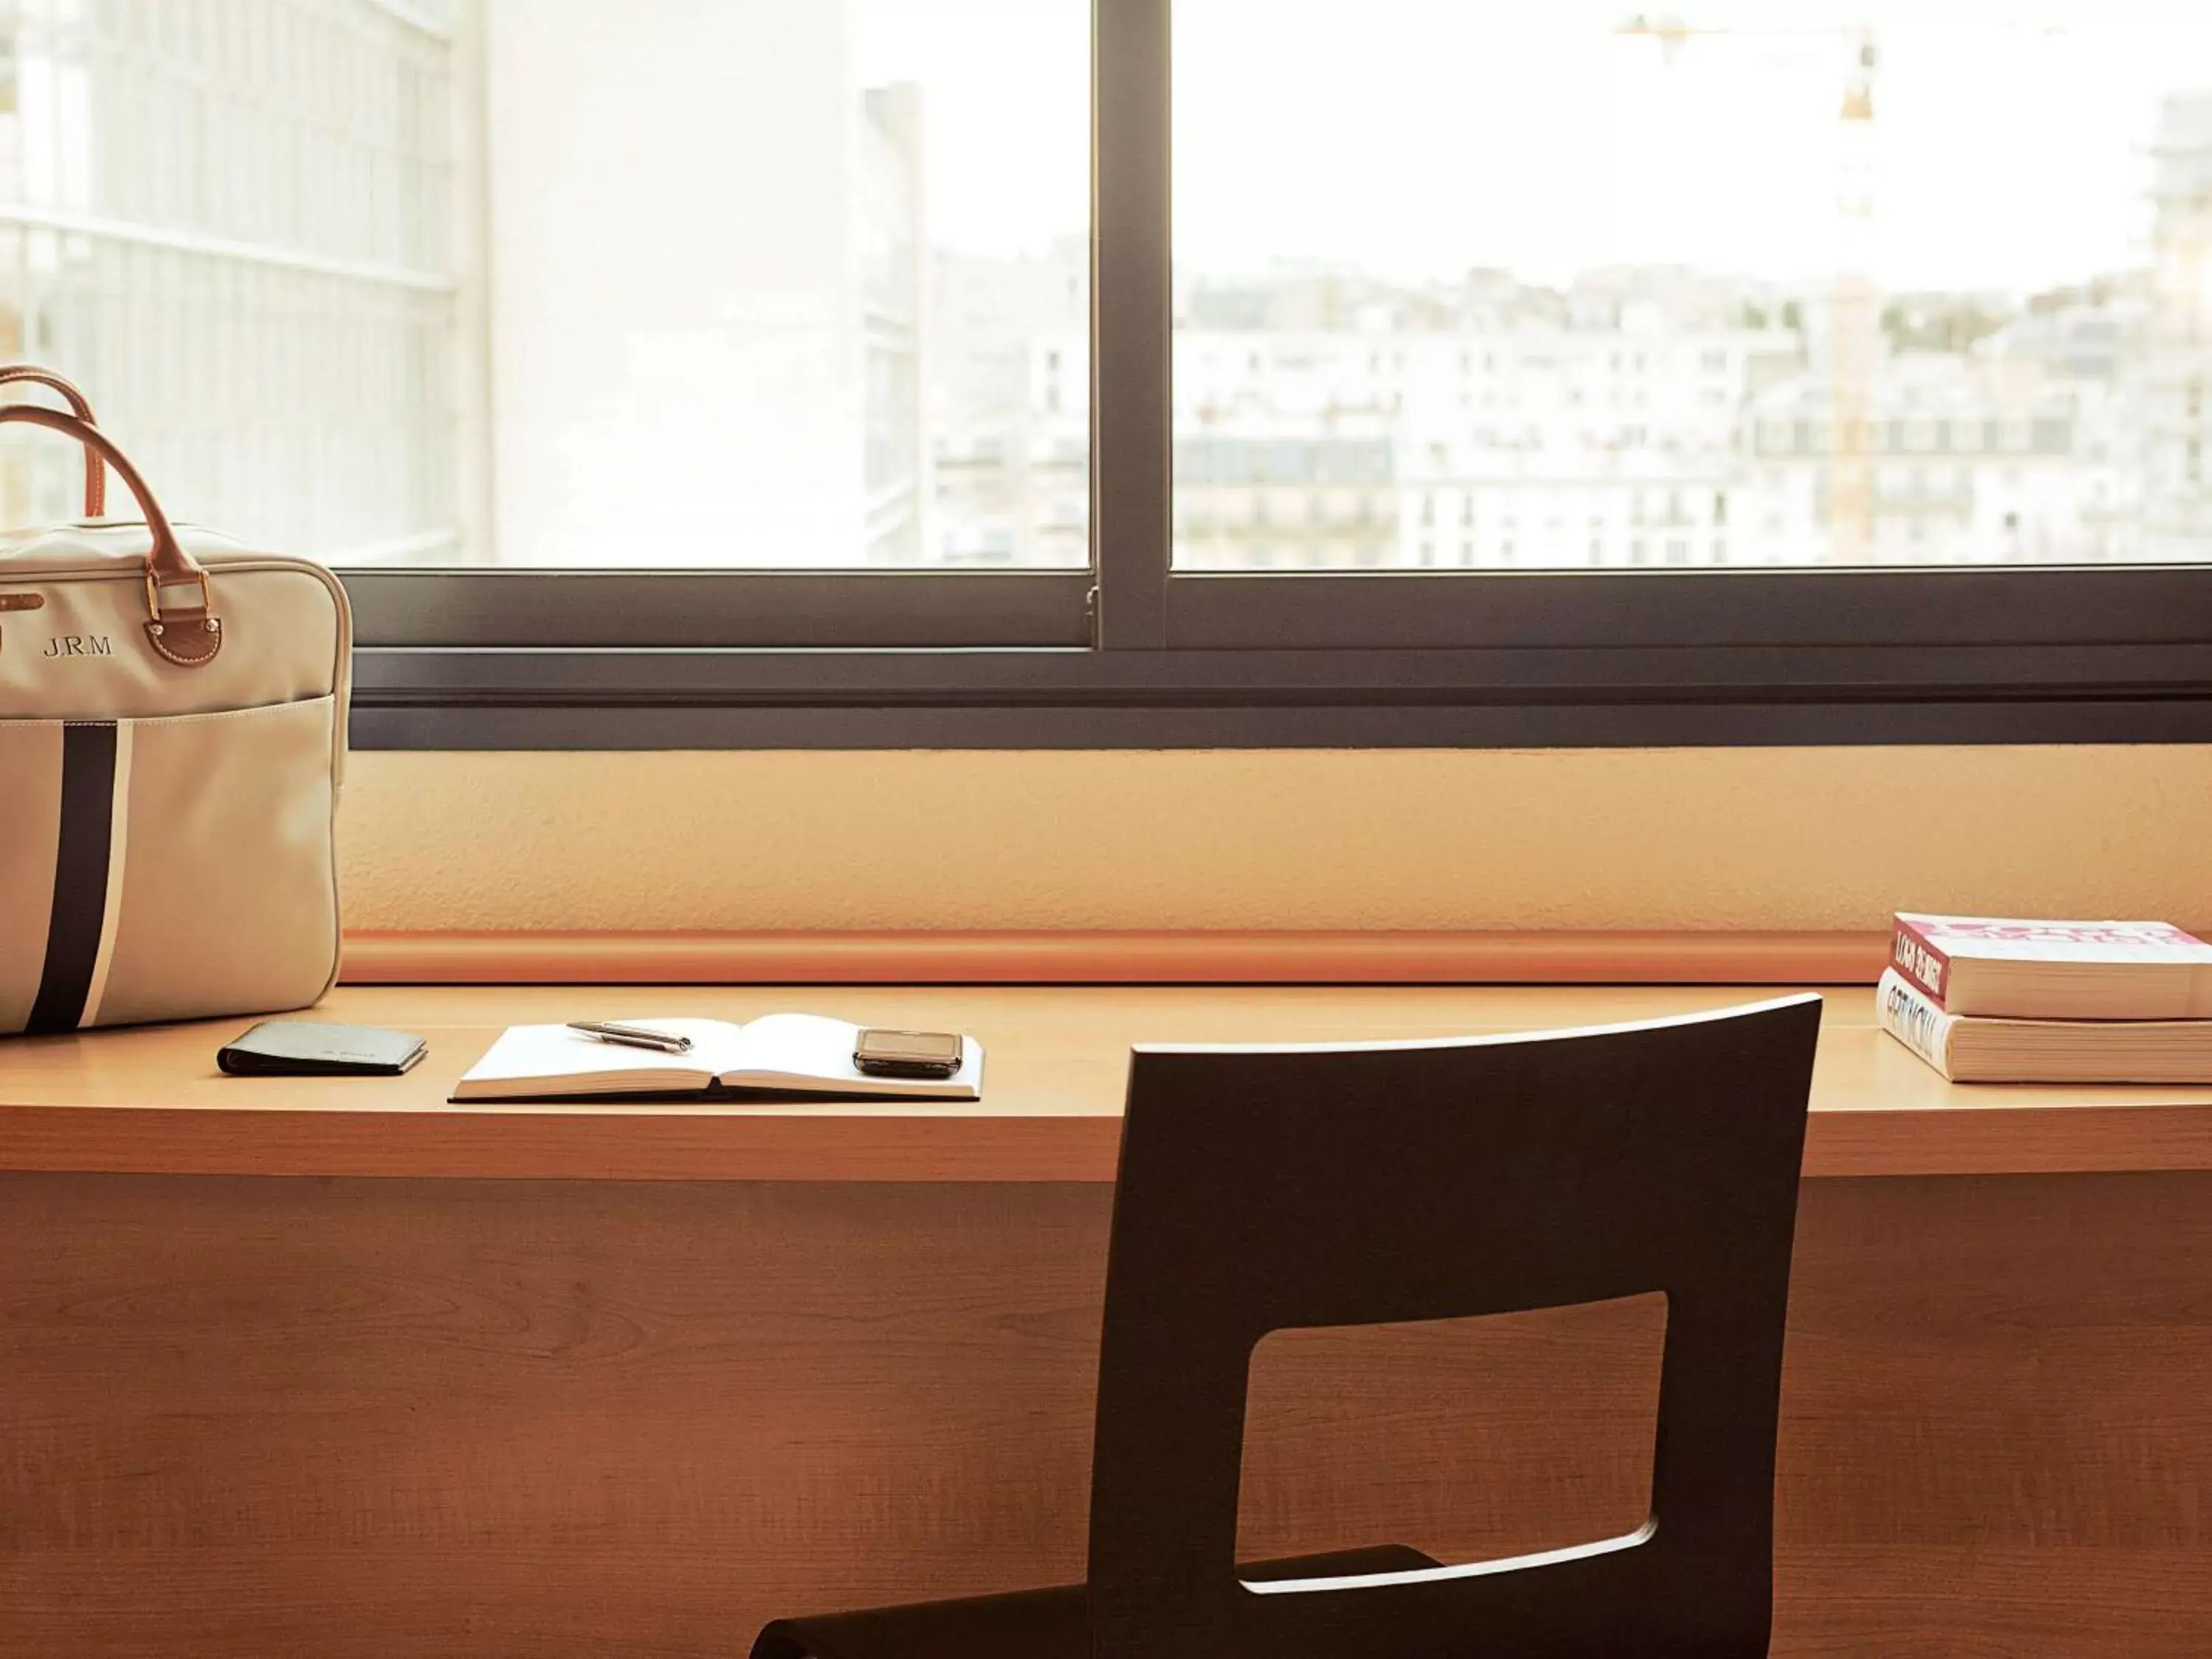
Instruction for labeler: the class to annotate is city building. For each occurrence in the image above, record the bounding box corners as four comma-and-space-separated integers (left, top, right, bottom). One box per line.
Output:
0, 7, 2201, 580
0, 0, 462, 560
485, 0, 925, 567
2146, 90, 2212, 558
1166, 278, 1801, 570
1744, 357, 2119, 565
858, 83, 928, 565
926, 237, 1087, 566
1175, 433, 1398, 569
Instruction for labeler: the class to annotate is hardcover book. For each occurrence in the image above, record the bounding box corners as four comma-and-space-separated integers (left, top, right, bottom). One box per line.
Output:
1877, 969, 2212, 1085
1889, 913, 2212, 1020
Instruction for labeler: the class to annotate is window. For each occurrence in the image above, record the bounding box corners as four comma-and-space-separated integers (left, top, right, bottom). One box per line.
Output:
0, 0, 1090, 576
0, 0, 2205, 746
0, 0, 462, 560
1172, 0, 2212, 574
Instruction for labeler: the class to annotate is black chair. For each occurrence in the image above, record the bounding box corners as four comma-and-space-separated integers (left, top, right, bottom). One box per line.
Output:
752, 994, 1823, 1659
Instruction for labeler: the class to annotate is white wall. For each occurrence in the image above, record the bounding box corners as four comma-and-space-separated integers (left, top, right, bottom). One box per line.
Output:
339, 745, 2212, 934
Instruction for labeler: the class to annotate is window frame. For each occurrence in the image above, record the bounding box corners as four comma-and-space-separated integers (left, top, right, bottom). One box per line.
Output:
346, 0, 2212, 749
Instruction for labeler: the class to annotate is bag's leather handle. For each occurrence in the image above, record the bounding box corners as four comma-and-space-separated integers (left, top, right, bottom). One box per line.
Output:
0, 365, 105, 517
0, 403, 220, 667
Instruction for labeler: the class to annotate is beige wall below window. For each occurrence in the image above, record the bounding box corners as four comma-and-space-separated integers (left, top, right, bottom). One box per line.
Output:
337, 748, 2212, 934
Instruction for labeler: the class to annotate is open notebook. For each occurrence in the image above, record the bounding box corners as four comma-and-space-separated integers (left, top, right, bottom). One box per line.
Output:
451, 1015, 984, 1103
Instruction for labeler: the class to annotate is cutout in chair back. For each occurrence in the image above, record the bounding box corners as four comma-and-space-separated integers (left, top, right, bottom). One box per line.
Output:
1236, 1291, 1668, 1579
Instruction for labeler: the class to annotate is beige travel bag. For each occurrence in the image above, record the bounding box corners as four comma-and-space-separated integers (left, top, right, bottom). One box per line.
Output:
0, 376, 350, 1034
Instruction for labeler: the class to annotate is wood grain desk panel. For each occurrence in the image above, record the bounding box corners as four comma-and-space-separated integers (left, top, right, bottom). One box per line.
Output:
5, 984, 2212, 1180
4, 984, 2209, 1656
1, 1170, 2206, 1659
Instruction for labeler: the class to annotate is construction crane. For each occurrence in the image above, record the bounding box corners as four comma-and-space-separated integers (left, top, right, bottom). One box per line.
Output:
1617, 16, 1881, 564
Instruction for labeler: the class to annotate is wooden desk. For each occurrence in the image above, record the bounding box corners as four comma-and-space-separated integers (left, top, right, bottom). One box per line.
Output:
5, 983, 2212, 1181
4, 985, 2209, 1658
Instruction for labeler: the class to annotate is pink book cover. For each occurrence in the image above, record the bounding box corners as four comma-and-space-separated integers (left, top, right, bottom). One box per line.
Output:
1891, 914, 2212, 1004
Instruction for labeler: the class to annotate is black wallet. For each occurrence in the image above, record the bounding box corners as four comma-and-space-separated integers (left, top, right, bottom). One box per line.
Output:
218, 1021, 428, 1077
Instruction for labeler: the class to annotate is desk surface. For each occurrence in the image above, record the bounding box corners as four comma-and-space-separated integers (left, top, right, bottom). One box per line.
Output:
4, 983, 2212, 1181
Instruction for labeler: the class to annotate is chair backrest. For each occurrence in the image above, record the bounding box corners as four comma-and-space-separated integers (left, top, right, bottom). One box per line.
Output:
1085, 995, 1822, 1659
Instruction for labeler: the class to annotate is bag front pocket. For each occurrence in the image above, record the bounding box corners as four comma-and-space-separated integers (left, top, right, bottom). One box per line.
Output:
0, 695, 339, 1033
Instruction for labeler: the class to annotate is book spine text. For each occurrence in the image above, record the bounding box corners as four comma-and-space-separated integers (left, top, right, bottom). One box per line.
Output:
1877, 969, 1954, 1079
1891, 917, 1952, 1004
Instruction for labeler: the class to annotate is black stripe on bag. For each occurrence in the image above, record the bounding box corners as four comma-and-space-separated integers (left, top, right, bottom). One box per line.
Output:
27, 722, 118, 1035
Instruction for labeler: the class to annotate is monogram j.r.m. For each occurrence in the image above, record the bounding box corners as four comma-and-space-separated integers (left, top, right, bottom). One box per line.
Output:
43, 634, 113, 657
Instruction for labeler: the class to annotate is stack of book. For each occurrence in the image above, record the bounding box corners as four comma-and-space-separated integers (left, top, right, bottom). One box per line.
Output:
1879, 913, 2212, 1083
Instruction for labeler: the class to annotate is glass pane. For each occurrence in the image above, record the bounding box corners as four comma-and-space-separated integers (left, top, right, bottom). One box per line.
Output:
0, 0, 464, 561
1172, 0, 2212, 569
0, 0, 1091, 571
487, 0, 1089, 568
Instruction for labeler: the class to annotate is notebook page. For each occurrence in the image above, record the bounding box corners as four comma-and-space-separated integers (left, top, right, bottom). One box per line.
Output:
723, 1013, 869, 1085
453, 1018, 745, 1097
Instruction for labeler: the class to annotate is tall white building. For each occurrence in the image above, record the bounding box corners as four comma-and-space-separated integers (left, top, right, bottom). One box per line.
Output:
2147, 90, 2212, 558
0, 0, 931, 568
484, 0, 925, 567
927, 239, 1087, 566
0, 0, 462, 560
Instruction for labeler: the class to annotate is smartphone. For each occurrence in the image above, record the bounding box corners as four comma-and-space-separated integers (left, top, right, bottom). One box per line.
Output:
853, 1029, 965, 1079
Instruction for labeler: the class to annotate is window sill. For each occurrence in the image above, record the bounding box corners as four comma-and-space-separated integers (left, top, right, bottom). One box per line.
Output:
350, 642, 2212, 748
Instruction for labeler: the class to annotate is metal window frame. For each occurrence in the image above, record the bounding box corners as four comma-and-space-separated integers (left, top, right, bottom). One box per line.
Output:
347, 0, 2212, 750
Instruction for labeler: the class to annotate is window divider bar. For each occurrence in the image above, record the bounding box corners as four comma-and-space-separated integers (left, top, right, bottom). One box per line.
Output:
1091, 0, 1174, 649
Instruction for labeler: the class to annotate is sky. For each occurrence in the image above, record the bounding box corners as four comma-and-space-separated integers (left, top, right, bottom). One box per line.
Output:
851, 0, 2212, 296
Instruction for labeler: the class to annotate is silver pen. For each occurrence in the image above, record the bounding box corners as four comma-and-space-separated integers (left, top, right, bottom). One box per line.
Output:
567, 1020, 694, 1055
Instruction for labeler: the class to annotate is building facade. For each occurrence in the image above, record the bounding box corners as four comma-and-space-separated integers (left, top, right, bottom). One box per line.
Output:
1168, 285, 1803, 571
926, 238, 1088, 567
0, 0, 462, 560
2147, 91, 2212, 558
484, 0, 925, 567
